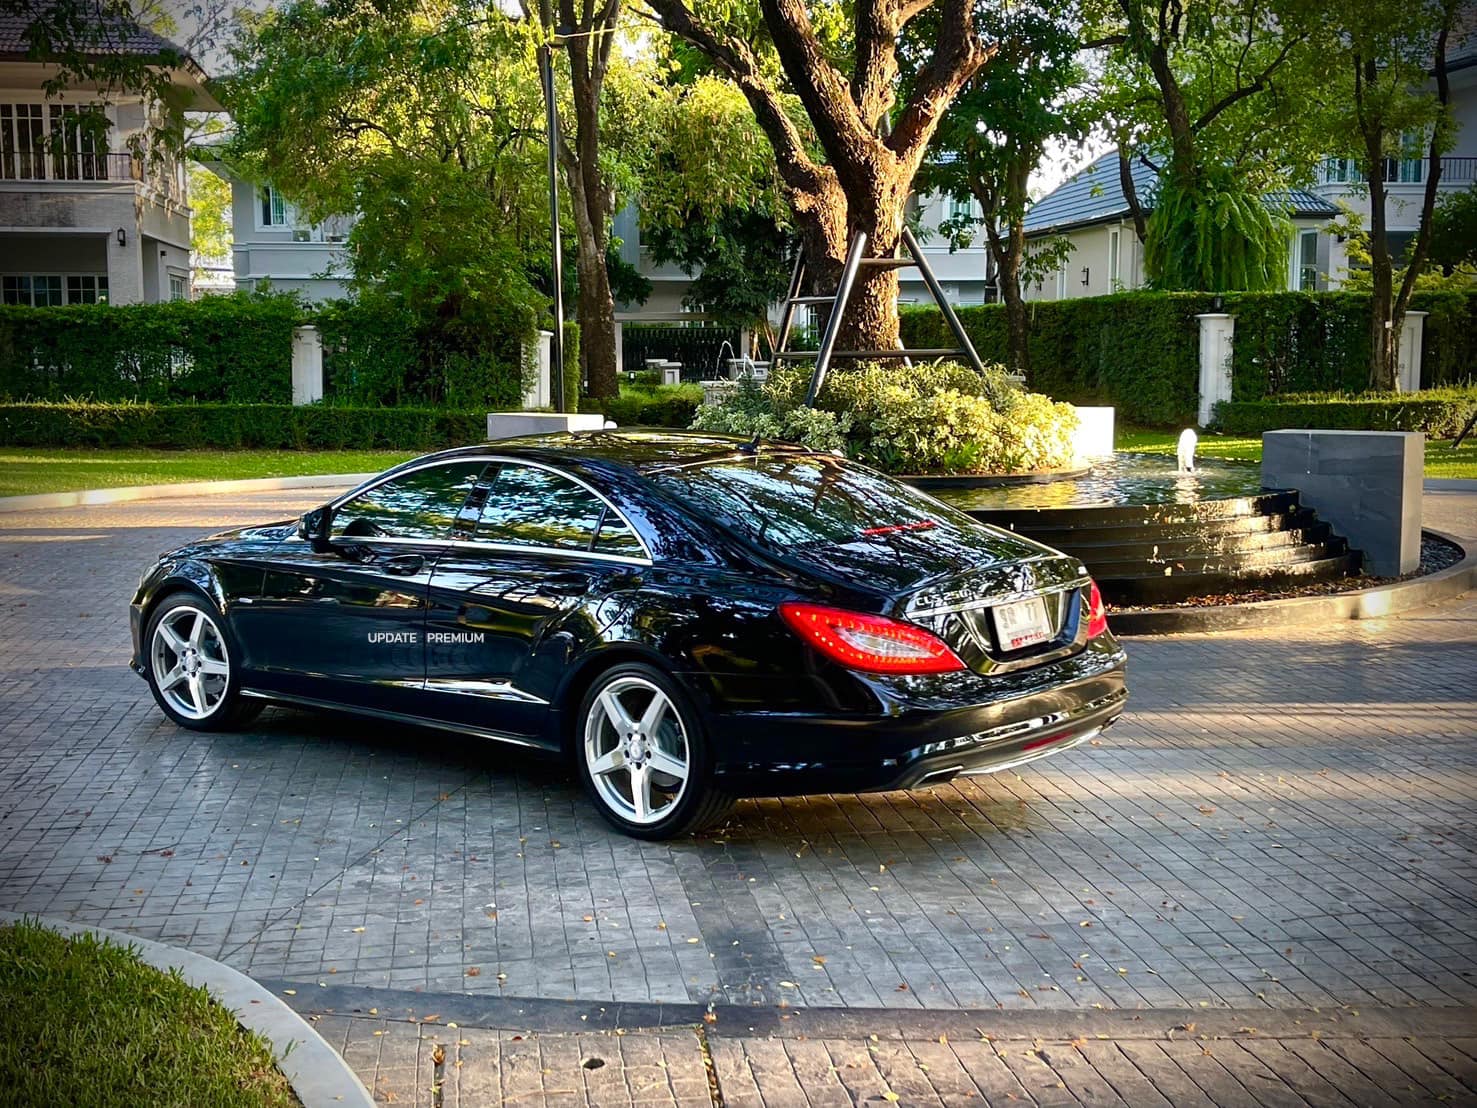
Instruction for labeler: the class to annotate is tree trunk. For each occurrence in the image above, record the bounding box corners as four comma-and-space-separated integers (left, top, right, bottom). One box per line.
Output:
560, 25, 619, 400
1356, 55, 1398, 391
979, 158, 1030, 377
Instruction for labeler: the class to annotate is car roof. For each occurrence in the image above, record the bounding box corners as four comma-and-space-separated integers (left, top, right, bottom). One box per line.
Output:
427, 429, 815, 474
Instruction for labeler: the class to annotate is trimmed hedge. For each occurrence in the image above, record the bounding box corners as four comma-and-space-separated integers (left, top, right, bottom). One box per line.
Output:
588, 383, 702, 428
0, 402, 487, 450
1213, 387, 1477, 437
900, 289, 1477, 427
0, 294, 300, 403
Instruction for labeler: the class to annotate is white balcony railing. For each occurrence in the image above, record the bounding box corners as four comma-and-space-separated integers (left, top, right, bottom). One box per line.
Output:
0, 150, 185, 204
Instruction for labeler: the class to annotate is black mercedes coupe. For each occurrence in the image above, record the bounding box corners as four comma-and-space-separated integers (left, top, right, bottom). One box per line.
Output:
130, 431, 1127, 839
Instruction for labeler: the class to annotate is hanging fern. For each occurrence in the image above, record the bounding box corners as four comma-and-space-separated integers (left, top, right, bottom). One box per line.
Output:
1145, 167, 1292, 292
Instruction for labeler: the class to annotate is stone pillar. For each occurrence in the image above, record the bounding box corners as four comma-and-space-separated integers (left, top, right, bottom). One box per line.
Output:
1262, 429, 1423, 576
1195, 313, 1234, 427
523, 330, 552, 409
613, 320, 624, 377
1396, 311, 1428, 393
738, 327, 752, 360
291, 325, 324, 405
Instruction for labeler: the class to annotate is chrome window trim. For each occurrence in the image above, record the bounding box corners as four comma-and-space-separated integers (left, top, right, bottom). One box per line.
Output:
328, 454, 654, 564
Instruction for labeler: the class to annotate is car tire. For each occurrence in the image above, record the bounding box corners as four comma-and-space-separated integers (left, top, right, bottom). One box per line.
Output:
575, 661, 733, 840
144, 592, 263, 732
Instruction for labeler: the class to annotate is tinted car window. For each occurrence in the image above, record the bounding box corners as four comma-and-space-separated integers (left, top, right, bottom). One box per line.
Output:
332, 461, 486, 540
477, 463, 607, 551
651, 455, 976, 550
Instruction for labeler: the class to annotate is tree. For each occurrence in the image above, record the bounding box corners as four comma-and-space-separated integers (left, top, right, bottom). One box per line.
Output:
187, 162, 231, 283
520, 0, 626, 399
227, 0, 550, 374
915, 2, 1090, 375
1088, 0, 1325, 290
1328, 0, 1460, 389
639, 75, 795, 347
640, 0, 995, 351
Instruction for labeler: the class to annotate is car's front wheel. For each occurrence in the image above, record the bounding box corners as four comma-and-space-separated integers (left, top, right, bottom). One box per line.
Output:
145, 592, 262, 731
576, 662, 733, 840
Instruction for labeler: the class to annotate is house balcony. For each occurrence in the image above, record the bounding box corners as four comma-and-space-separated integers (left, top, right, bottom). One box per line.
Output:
1316, 155, 1477, 189
0, 150, 185, 207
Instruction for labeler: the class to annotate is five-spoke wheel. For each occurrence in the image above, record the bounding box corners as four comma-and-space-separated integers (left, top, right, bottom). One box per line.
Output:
144, 593, 261, 731
577, 662, 732, 839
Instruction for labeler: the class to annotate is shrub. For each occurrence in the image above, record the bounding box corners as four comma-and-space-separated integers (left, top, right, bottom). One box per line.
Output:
1212, 386, 1477, 438
691, 361, 1077, 474
593, 383, 703, 428
0, 401, 487, 450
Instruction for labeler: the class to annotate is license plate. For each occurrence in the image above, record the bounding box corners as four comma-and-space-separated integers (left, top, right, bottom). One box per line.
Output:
992, 596, 1052, 651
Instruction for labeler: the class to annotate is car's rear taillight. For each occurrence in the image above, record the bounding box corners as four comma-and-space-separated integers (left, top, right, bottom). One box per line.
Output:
1086, 580, 1109, 638
778, 602, 966, 675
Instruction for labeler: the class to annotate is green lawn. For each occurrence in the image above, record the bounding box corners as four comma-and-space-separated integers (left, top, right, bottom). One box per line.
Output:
0, 919, 298, 1107
1120, 426, 1477, 479
0, 447, 416, 498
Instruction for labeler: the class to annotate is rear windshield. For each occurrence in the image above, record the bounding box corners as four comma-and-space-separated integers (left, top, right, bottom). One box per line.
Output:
650, 454, 975, 550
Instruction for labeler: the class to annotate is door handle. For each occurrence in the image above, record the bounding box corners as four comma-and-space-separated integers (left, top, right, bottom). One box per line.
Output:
535, 572, 590, 597
380, 553, 425, 576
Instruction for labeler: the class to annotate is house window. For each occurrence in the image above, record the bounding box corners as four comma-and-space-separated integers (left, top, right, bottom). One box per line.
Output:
1055, 266, 1067, 300
260, 186, 290, 227
0, 103, 47, 179
169, 274, 187, 301
0, 103, 108, 180
66, 275, 109, 304
1296, 231, 1319, 291
947, 196, 973, 222
4, 274, 108, 305
1108, 229, 1121, 287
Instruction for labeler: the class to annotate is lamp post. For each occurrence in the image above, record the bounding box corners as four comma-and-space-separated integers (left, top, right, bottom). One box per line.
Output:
538, 38, 566, 413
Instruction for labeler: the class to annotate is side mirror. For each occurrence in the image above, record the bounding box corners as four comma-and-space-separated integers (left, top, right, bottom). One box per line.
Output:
298, 506, 334, 552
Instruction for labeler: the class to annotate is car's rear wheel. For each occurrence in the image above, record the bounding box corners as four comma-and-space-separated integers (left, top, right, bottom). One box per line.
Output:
145, 593, 262, 731
577, 662, 733, 840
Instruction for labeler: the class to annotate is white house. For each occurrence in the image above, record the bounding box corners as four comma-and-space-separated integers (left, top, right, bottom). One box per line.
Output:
0, 10, 218, 305
203, 165, 354, 301
1017, 150, 1341, 302
1310, 34, 1476, 281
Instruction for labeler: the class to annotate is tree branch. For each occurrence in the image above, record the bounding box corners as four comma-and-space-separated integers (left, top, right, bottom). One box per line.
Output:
886, 0, 991, 166
640, 0, 827, 194
1191, 33, 1301, 132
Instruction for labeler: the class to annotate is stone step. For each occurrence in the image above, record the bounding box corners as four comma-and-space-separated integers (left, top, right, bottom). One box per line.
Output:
1100, 552, 1363, 606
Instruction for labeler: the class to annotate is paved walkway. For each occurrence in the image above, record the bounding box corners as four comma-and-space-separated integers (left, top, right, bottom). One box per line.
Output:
0, 483, 1473, 1105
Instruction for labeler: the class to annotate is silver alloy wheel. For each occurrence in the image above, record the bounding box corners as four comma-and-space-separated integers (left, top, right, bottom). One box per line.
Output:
150, 604, 231, 721
583, 675, 690, 826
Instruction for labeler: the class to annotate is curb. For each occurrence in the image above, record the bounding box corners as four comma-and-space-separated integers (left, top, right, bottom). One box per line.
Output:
1111, 529, 1476, 636
274, 979, 1472, 1045
0, 913, 374, 1108
0, 472, 377, 513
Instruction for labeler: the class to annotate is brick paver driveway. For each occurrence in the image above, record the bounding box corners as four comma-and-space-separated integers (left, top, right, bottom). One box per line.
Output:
1, 487, 1474, 1104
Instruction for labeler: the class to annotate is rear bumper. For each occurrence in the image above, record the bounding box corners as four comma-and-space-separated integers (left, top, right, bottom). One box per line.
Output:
703, 654, 1127, 796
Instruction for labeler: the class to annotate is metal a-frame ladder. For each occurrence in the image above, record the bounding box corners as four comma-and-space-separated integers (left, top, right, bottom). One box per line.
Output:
772, 225, 989, 407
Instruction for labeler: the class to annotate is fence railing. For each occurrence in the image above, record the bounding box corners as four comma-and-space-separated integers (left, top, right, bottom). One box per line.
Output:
0, 150, 183, 202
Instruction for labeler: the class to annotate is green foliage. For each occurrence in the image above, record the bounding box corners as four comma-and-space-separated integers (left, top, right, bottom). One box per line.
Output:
0, 402, 487, 451
0, 295, 301, 403
692, 361, 1077, 475
1428, 184, 1477, 277
0, 919, 296, 1107
1145, 169, 1292, 292
901, 289, 1477, 425
562, 321, 582, 411
187, 162, 232, 280
591, 383, 703, 427
1213, 386, 1477, 438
